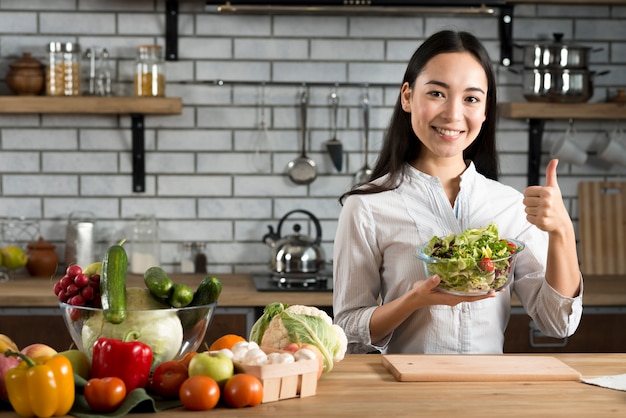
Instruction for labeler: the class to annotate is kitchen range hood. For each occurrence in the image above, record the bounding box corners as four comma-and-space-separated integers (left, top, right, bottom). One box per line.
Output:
206, 1, 507, 15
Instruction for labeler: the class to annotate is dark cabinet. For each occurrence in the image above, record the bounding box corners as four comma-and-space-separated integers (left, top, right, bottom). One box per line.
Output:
504, 309, 626, 353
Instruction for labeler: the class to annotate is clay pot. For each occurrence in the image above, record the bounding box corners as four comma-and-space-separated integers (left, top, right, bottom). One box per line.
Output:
5, 52, 45, 96
26, 237, 59, 277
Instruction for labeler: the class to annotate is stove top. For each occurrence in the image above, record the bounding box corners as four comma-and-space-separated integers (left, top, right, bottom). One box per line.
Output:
252, 271, 333, 292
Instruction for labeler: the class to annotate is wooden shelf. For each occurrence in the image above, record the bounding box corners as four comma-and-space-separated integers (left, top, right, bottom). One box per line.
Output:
498, 102, 626, 187
498, 102, 626, 120
0, 96, 183, 193
0, 96, 182, 115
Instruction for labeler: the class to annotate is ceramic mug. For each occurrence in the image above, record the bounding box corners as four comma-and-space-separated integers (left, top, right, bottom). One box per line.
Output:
596, 128, 626, 167
550, 126, 588, 165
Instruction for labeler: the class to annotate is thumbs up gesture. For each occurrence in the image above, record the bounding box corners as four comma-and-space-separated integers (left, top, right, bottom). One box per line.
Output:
523, 159, 571, 233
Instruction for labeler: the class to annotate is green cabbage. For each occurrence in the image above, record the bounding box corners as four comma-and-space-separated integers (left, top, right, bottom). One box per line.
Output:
82, 287, 183, 368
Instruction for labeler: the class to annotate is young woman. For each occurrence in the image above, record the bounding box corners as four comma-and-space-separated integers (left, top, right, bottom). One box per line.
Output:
332, 30, 582, 354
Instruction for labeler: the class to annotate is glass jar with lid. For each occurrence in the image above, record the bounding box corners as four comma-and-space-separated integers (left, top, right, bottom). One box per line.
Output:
134, 45, 165, 97
129, 214, 160, 274
46, 41, 81, 96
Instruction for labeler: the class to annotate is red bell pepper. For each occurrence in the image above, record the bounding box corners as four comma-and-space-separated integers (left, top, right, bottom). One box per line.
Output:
91, 330, 153, 392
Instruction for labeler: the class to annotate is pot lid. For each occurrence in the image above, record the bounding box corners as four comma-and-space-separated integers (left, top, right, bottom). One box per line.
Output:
532, 33, 591, 50
9, 52, 43, 69
27, 236, 55, 250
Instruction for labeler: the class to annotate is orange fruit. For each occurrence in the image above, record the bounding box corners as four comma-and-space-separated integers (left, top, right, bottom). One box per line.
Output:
209, 334, 247, 351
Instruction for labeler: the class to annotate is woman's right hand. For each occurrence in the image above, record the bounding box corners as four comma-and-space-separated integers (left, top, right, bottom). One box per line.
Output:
411, 275, 497, 307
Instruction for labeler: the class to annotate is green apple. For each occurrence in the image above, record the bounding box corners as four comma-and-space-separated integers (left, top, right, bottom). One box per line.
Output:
58, 349, 91, 380
188, 352, 234, 387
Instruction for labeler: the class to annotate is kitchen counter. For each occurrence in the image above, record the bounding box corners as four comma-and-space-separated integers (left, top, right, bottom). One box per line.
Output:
1, 273, 626, 308
0, 274, 332, 308
2, 353, 626, 417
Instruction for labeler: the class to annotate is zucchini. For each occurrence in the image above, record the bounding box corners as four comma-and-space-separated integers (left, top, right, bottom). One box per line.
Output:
100, 239, 128, 324
144, 266, 174, 300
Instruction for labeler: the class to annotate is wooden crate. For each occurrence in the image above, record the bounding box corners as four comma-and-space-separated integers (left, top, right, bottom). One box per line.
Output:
237, 349, 319, 403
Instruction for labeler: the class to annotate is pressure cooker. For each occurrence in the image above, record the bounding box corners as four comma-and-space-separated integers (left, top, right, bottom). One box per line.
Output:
262, 209, 326, 274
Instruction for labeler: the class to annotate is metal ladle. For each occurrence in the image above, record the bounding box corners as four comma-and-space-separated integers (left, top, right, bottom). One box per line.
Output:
287, 90, 317, 185
354, 92, 373, 186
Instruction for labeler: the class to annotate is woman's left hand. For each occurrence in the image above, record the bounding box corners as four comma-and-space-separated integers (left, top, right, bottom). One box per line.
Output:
522, 159, 571, 233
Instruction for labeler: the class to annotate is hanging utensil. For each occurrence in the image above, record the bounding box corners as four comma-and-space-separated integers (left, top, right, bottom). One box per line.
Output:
286, 90, 317, 185
251, 83, 271, 172
325, 89, 343, 172
354, 91, 373, 186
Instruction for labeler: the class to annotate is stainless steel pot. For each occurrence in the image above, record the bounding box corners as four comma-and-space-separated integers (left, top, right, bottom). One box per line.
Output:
262, 209, 326, 273
522, 68, 595, 103
520, 33, 595, 69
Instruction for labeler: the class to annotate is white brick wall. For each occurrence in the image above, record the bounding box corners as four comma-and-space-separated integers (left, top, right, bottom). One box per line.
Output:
0, 0, 624, 274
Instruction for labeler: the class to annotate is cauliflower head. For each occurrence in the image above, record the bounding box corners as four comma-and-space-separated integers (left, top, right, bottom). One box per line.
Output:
250, 302, 348, 373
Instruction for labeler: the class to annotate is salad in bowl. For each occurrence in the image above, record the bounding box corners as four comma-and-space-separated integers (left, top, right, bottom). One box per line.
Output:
415, 223, 524, 295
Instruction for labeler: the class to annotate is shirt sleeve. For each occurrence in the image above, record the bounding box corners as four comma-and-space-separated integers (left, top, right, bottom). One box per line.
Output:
512, 227, 583, 339
332, 195, 385, 353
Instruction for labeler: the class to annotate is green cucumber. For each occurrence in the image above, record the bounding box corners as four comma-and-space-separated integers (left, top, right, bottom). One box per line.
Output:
179, 276, 222, 330
169, 283, 194, 308
144, 266, 174, 300
190, 276, 222, 306
100, 239, 128, 324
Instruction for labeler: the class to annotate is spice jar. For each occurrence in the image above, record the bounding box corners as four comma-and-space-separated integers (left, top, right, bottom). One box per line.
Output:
26, 237, 59, 277
134, 45, 165, 97
46, 41, 81, 96
5, 52, 45, 96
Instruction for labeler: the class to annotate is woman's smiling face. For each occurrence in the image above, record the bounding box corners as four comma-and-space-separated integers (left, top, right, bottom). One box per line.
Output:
401, 51, 488, 165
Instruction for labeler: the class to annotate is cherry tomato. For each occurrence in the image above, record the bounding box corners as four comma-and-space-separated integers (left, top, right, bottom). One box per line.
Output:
479, 257, 495, 273
149, 360, 189, 398
222, 374, 264, 408
84, 377, 127, 412
507, 241, 517, 253
179, 376, 220, 411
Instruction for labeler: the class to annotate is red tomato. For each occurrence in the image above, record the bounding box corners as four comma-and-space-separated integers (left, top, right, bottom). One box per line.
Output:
222, 374, 264, 408
84, 377, 127, 412
149, 360, 189, 398
479, 257, 495, 273
179, 376, 220, 411
507, 241, 517, 253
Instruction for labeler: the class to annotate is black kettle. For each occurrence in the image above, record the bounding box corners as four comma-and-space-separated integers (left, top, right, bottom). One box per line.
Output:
262, 209, 326, 273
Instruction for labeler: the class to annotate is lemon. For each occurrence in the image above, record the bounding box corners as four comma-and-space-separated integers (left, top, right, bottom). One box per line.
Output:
1, 246, 28, 270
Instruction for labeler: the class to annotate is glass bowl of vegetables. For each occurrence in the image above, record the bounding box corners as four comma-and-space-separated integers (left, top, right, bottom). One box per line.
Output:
59, 287, 217, 368
415, 224, 525, 296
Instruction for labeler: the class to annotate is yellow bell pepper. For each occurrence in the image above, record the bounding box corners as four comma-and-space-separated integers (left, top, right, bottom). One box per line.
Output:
4, 350, 75, 418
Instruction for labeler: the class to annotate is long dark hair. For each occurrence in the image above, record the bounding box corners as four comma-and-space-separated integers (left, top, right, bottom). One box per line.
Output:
340, 30, 499, 204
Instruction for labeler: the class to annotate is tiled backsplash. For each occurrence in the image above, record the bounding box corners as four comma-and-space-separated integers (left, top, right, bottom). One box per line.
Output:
0, 1, 624, 274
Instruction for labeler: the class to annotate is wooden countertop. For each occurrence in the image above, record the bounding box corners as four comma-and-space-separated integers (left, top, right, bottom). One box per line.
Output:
2, 353, 625, 417
0, 274, 333, 308
1, 273, 625, 308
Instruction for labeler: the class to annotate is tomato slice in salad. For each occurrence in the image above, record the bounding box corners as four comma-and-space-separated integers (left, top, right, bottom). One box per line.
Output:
479, 257, 495, 273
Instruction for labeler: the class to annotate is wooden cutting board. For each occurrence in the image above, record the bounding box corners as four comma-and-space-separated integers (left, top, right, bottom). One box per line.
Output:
578, 181, 626, 275
381, 355, 581, 382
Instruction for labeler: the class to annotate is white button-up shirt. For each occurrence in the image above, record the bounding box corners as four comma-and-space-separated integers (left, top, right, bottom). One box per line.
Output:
333, 163, 583, 354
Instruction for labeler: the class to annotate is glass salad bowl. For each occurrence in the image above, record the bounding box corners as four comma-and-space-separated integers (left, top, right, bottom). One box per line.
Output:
59, 288, 216, 368
415, 238, 525, 296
